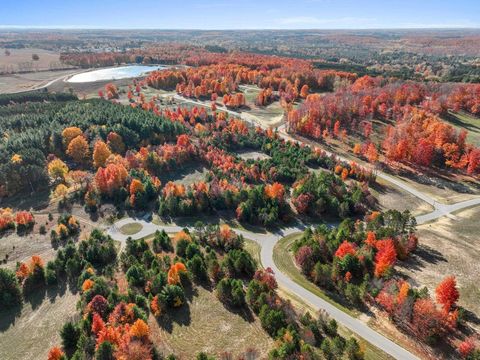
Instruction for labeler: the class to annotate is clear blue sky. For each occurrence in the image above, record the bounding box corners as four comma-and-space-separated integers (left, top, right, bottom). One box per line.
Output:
1, 0, 479, 29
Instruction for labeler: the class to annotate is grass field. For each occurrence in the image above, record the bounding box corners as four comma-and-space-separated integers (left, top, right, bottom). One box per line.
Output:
148, 285, 273, 358
243, 239, 262, 268
371, 177, 434, 216
443, 111, 480, 147
0, 285, 79, 360
236, 150, 271, 161
119, 222, 143, 235
397, 206, 480, 332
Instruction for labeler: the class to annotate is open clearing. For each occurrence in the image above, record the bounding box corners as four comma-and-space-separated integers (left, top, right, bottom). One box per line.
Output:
395, 172, 479, 204
149, 285, 273, 358
371, 177, 434, 216
237, 150, 271, 161
397, 206, 480, 332
0, 202, 105, 270
159, 163, 209, 186
0, 285, 79, 360
443, 111, 480, 147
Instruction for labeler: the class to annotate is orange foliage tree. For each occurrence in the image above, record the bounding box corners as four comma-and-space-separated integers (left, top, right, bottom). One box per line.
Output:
264, 182, 285, 201
130, 319, 150, 339
435, 276, 460, 313
167, 262, 187, 285
67, 135, 90, 164
374, 239, 397, 277
334, 241, 357, 259
62, 127, 83, 148
95, 163, 128, 196
47, 347, 64, 360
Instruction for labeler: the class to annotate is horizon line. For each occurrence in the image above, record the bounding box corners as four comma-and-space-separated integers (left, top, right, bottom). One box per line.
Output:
1, 25, 480, 31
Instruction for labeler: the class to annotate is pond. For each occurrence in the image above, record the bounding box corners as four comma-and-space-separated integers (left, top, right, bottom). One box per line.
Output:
67, 65, 165, 83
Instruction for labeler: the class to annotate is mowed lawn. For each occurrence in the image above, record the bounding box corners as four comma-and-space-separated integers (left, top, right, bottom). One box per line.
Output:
148, 285, 273, 358
0, 285, 79, 360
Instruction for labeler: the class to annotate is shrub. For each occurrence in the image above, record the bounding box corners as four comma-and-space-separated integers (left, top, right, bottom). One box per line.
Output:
152, 230, 173, 252
216, 278, 245, 307
187, 255, 208, 282
0, 268, 22, 309
60, 322, 80, 354
160, 284, 185, 308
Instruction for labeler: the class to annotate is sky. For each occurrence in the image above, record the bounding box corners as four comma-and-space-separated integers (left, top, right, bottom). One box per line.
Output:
1, 0, 479, 30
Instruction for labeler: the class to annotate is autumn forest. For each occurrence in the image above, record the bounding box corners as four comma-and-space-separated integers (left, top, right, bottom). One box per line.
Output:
0, 25, 480, 360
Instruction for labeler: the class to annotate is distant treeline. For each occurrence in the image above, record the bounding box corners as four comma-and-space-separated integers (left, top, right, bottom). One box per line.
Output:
0, 90, 77, 106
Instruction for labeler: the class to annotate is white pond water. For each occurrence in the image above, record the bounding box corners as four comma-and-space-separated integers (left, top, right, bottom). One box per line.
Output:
67, 65, 165, 83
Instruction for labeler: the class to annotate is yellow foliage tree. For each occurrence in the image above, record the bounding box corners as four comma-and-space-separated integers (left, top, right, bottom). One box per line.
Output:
93, 140, 112, 168
54, 184, 68, 198
10, 154, 22, 164
48, 159, 69, 181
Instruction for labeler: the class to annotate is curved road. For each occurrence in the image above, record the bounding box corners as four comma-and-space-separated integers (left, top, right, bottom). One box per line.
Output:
105, 96, 480, 359
107, 188, 479, 360
64, 88, 477, 359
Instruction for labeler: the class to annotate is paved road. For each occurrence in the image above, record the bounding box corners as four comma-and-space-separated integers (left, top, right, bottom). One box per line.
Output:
5, 70, 81, 94
107, 188, 480, 360
107, 95, 480, 359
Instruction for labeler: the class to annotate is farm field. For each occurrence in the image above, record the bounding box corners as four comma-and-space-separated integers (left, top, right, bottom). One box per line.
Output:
0, 48, 67, 73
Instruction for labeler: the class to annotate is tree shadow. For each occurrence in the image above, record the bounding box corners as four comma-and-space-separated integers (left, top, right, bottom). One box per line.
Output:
443, 111, 480, 133
0, 304, 22, 332
16, 226, 34, 237
46, 280, 69, 302
396, 244, 447, 276
414, 244, 447, 265
183, 281, 198, 303
220, 301, 255, 323
370, 180, 389, 195
23, 285, 47, 311
156, 303, 192, 334
0, 189, 50, 211
460, 307, 480, 328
